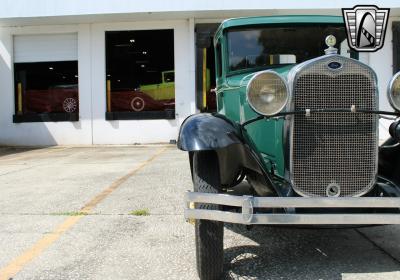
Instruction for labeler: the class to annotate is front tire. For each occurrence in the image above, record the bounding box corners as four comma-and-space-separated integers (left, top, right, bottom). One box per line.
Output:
193, 151, 224, 280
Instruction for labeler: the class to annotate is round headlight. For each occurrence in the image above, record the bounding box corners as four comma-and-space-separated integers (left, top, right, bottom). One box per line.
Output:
247, 71, 289, 116
388, 71, 400, 111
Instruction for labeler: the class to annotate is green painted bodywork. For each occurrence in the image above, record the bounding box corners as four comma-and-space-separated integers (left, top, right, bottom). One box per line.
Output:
214, 16, 344, 176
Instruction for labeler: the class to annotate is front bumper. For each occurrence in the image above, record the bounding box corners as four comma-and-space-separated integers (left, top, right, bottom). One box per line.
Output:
185, 192, 400, 225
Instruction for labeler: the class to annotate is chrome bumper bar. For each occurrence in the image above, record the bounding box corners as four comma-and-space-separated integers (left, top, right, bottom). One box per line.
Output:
184, 192, 400, 225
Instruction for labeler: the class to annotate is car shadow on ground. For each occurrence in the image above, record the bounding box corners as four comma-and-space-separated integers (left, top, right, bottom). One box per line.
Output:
223, 223, 400, 280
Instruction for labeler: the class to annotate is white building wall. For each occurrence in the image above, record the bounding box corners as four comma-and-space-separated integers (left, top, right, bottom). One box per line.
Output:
0, 24, 93, 145
0, 0, 399, 20
370, 16, 400, 140
90, 20, 195, 144
0, 1, 399, 145
0, 19, 196, 145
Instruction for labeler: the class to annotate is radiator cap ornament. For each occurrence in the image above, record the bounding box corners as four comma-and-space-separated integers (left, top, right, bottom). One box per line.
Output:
326, 35, 336, 47
325, 35, 338, 55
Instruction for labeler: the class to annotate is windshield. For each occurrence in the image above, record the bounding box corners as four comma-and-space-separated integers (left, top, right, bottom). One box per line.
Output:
227, 24, 353, 73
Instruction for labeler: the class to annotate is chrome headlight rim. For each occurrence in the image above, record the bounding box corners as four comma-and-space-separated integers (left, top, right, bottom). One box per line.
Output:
388, 71, 400, 112
246, 70, 289, 117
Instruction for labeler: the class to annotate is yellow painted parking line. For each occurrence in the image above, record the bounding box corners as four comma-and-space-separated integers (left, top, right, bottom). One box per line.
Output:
0, 147, 70, 163
0, 146, 169, 280
80, 146, 169, 213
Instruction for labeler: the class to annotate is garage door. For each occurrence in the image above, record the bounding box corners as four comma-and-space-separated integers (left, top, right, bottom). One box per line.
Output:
14, 33, 78, 63
13, 33, 79, 120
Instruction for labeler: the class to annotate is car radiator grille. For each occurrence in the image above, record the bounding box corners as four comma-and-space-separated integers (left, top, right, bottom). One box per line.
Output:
291, 56, 377, 197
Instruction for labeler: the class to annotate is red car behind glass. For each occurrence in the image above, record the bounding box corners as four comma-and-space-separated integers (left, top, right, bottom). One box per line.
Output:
24, 85, 79, 113
110, 90, 175, 112
24, 86, 174, 114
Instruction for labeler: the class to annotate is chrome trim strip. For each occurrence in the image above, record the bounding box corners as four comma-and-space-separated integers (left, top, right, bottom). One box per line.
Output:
387, 71, 400, 112
185, 210, 400, 225
186, 192, 400, 208
285, 54, 379, 197
185, 192, 400, 225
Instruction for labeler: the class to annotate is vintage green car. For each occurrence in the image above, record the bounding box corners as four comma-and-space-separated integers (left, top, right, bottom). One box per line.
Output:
178, 15, 400, 279
139, 70, 175, 100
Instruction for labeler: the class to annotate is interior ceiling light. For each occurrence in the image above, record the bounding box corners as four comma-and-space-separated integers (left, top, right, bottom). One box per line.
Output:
130, 39, 135, 43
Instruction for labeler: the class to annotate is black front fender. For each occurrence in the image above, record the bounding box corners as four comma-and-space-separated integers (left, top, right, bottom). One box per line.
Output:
177, 113, 281, 193
177, 113, 242, 151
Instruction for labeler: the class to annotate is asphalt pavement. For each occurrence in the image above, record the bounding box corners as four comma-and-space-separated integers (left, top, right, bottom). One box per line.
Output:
0, 146, 400, 280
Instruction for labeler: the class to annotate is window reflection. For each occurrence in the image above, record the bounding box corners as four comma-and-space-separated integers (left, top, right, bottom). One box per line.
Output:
14, 61, 79, 114
105, 29, 175, 114
227, 25, 355, 72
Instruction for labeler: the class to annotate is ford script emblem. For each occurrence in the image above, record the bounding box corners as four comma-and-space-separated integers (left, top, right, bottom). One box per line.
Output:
328, 61, 342, 69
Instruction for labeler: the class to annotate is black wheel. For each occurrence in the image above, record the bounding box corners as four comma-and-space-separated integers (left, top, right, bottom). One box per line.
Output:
193, 151, 224, 280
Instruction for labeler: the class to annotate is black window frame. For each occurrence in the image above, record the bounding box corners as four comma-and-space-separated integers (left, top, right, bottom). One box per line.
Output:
393, 21, 400, 74
104, 29, 176, 121
13, 60, 79, 123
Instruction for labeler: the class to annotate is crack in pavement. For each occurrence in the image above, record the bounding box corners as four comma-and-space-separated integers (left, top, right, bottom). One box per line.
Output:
355, 228, 400, 265
0, 146, 170, 280
0, 147, 70, 162
0, 148, 115, 178
0, 164, 44, 177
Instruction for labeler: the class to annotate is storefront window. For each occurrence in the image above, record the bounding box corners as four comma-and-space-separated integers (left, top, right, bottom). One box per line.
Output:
14, 61, 79, 115
13, 33, 79, 123
105, 29, 175, 120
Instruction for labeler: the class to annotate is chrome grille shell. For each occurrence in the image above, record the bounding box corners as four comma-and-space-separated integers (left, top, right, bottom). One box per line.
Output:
289, 55, 378, 197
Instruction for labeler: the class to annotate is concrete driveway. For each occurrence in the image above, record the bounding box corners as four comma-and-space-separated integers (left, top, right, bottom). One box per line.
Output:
0, 146, 400, 280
